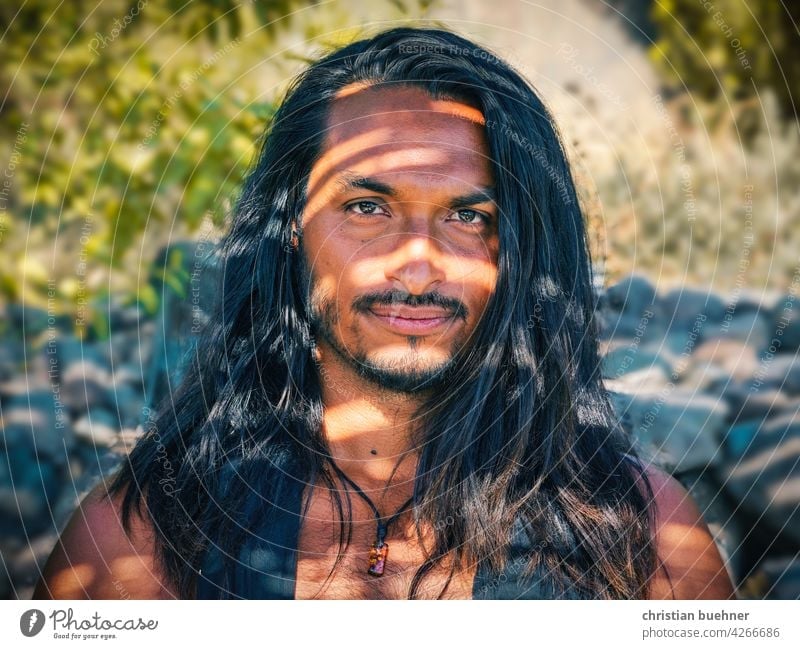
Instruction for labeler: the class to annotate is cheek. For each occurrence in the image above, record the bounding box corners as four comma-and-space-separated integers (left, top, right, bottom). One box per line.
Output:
315, 229, 381, 282
461, 253, 499, 293
306, 244, 366, 317
304, 223, 349, 280
463, 255, 499, 322
468, 284, 497, 324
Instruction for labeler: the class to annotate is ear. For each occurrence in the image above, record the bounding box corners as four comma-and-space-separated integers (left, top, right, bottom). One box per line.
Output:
288, 226, 302, 250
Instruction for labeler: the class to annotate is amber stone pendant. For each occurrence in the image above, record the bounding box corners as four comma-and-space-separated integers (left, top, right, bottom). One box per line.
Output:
368, 542, 389, 577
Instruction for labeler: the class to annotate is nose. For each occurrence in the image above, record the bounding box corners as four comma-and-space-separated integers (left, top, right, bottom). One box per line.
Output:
383, 224, 446, 296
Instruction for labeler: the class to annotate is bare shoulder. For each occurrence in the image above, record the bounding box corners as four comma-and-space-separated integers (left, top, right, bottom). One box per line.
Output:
630, 461, 736, 600
32, 481, 178, 600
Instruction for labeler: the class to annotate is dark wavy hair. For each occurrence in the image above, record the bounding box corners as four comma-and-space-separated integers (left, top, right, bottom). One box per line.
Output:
107, 25, 661, 599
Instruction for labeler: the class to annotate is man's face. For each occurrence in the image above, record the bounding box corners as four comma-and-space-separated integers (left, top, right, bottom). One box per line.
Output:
298, 84, 499, 394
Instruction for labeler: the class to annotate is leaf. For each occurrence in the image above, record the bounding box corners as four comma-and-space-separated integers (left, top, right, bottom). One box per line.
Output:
137, 283, 160, 315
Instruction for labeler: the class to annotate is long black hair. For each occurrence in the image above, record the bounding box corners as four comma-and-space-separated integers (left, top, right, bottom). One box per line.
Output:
108, 25, 660, 599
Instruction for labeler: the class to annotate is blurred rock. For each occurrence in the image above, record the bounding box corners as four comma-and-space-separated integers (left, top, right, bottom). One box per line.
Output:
660, 286, 727, 330
73, 410, 120, 447
108, 330, 143, 366
599, 311, 664, 342
721, 412, 800, 545
724, 291, 772, 316
607, 387, 729, 472
51, 335, 94, 374
601, 344, 672, 380
676, 360, 730, 394
113, 362, 146, 388
3, 444, 62, 530
609, 365, 672, 391
0, 391, 74, 459
603, 273, 657, 315
7, 533, 59, 598
106, 381, 146, 428
0, 341, 23, 382
721, 419, 764, 458
0, 485, 50, 536
132, 321, 156, 371
5, 304, 51, 338
691, 338, 761, 383
60, 355, 115, 415
753, 355, 800, 395
658, 330, 703, 365
0, 452, 8, 486
75, 445, 125, 482
0, 559, 10, 598
599, 274, 661, 339
109, 302, 146, 332
754, 556, 800, 599
722, 384, 796, 425
771, 297, 800, 351
707, 310, 771, 350
50, 478, 101, 532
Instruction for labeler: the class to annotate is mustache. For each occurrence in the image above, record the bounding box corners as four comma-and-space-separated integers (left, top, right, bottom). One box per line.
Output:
352, 289, 468, 319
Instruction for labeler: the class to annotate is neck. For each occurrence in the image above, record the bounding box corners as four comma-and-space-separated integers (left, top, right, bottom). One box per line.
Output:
314, 341, 428, 496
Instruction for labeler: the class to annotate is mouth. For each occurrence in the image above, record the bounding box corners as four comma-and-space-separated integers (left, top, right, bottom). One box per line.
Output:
367, 305, 457, 335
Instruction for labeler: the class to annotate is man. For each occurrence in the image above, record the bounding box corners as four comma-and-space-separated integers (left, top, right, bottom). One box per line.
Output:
34, 26, 735, 600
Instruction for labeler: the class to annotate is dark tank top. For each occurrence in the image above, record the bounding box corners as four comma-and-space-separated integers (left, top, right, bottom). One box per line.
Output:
195, 474, 585, 599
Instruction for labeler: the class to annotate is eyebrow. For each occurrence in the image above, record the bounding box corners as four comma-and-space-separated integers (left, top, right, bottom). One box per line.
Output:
334, 171, 497, 208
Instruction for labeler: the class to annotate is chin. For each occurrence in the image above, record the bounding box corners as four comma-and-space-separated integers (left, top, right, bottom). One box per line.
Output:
356, 350, 455, 393
363, 345, 452, 369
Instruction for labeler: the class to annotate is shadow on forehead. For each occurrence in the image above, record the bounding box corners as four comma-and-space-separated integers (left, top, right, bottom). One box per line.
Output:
305, 84, 492, 206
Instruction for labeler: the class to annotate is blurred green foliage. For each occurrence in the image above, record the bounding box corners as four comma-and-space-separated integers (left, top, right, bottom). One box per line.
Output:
0, 0, 433, 339
4, 0, 794, 341
649, 1, 800, 120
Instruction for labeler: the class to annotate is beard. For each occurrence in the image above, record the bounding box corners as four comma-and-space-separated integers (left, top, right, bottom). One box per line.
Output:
295, 247, 465, 395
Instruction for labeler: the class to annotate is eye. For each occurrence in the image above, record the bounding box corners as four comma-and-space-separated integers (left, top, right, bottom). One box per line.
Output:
451, 209, 490, 228
344, 200, 390, 217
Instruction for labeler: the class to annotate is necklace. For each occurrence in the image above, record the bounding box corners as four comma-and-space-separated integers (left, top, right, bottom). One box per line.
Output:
328, 459, 415, 577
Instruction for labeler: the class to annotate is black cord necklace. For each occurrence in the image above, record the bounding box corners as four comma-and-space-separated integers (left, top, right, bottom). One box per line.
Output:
328, 459, 415, 577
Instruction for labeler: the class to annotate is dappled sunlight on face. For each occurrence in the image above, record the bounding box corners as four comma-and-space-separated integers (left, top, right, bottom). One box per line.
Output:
299, 84, 499, 394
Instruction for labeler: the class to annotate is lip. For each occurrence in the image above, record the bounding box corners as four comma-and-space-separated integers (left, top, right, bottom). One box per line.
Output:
367, 306, 456, 335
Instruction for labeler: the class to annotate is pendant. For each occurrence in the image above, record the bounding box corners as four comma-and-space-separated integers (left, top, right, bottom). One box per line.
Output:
367, 541, 389, 577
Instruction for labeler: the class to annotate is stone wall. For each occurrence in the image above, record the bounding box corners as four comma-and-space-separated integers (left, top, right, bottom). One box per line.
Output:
598, 274, 800, 598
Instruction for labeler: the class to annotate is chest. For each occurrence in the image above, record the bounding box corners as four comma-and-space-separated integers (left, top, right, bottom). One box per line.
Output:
293, 487, 478, 600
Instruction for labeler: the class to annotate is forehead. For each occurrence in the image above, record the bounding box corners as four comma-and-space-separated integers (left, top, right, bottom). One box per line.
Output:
327, 82, 487, 136
306, 84, 492, 200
